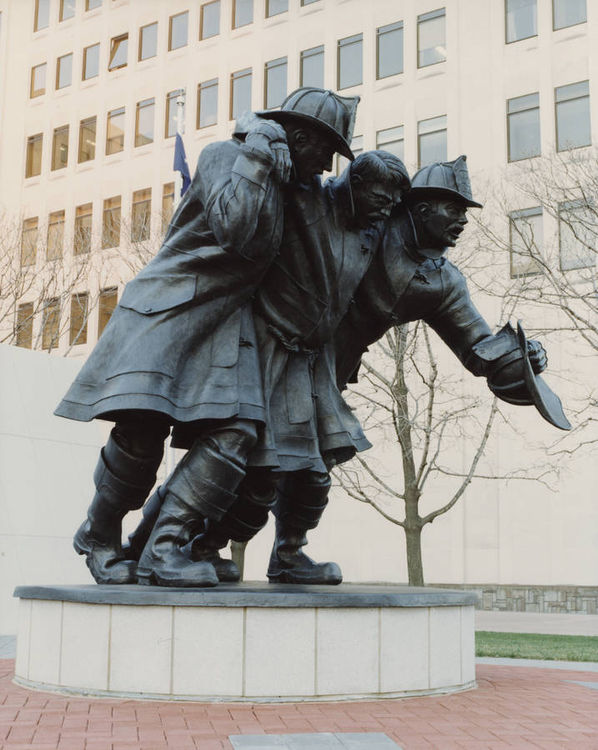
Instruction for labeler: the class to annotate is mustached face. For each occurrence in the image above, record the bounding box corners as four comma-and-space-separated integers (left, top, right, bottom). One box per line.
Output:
285, 125, 337, 183
415, 199, 468, 248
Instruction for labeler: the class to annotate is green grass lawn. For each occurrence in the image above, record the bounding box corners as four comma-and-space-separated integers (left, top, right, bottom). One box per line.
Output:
476, 631, 598, 662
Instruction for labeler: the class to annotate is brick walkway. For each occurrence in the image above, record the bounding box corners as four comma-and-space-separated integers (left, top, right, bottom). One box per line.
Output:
1, 658, 597, 750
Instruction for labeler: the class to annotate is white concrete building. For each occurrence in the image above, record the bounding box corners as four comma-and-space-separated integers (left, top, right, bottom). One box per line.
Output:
0, 0, 596, 630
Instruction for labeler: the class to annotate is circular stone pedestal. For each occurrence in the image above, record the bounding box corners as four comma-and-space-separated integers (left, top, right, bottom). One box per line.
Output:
13, 583, 477, 702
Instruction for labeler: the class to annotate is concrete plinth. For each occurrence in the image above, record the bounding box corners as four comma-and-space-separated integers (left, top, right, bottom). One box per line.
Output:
13, 583, 477, 702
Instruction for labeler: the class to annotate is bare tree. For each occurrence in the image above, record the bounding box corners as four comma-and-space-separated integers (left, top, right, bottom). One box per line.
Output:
335, 320, 555, 586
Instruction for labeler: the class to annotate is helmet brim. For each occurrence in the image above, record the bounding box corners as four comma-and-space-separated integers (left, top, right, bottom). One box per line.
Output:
255, 110, 355, 160
405, 185, 482, 208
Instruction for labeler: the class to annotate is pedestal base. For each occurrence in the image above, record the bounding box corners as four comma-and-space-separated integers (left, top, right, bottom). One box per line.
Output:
13, 583, 477, 702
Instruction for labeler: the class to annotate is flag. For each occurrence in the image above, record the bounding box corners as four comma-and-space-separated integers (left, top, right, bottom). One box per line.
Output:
173, 132, 191, 196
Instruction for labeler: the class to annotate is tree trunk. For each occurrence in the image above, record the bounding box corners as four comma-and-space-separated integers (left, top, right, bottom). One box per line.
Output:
230, 540, 247, 580
405, 524, 424, 586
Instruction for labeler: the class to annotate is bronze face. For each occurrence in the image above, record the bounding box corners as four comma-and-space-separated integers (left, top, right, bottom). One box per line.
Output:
352, 179, 399, 227
417, 198, 468, 248
285, 124, 337, 183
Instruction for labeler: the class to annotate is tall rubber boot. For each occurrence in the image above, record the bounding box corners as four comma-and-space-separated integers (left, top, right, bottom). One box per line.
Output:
188, 468, 277, 582
73, 433, 163, 584
267, 471, 342, 585
136, 439, 246, 587
122, 486, 166, 561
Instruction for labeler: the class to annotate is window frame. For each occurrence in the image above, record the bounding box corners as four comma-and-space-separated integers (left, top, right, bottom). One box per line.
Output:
98, 287, 118, 338
26, 134, 43, 178
505, 0, 538, 44
82, 43, 100, 80
197, 78, 219, 129
34, 0, 50, 32
102, 195, 121, 249
106, 106, 125, 155
69, 292, 89, 346
20, 217, 38, 267
555, 80, 591, 153
47, 209, 65, 260
377, 20, 404, 80
376, 125, 405, 160
200, 1, 220, 40
558, 198, 596, 271
266, 0, 288, 18
131, 188, 152, 243
509, 206, 543, 278
507, 92, 541, 162
232, 0, 253, 30
169, 11, 189, 51
41, 298, 61, 351
16, 302, 34, 349
337, 33, 363, 91
417, 115, 447, 168
264, 56, 288, 110
230, 67, 252, 120
135, 98, 155, 147
417, 8, 446, 69
165, 89, 182, 138
108, 33, 128, 71
51, 125, 69, 171
300, 44, 324, 88
30, 62, 47, 98
56, 52, 73, 89
59, 0, 76, 22
138, 22, 158, 61
78, 116, 96, 163
74, 203, 93, 256
552, 0, 586, 30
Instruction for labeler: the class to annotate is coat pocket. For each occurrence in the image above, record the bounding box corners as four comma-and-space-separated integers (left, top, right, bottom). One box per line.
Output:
211, 308, 242, 367
119, 274, 197, 315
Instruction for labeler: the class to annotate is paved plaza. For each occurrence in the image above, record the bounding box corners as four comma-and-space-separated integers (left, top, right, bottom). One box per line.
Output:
1, 656, 597, 749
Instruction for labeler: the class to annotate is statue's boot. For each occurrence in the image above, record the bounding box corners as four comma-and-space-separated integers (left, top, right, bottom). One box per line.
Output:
267, 471, 342, 585
122, 485, 165, 561
73, 432, 163, 584
188, 468, 277, 582
136, 439, 245, 587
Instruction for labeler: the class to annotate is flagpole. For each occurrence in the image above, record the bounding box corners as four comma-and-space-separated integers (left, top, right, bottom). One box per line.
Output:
174, 89, 185, 210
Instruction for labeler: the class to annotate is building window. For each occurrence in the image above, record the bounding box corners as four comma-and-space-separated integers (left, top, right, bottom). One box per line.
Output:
135, 98, 155, 146
106, 107, 125, 154
56, 53, 73, 89
197, 79, 218, 128
418, 115, 447, 167
34, 0, 50, 31
86, 0, 102, 10
21, 217, 38, 267
165, 90, 182, 138
82, 43, 100, 80
200, 1, 220, 39
376, 125, 405, 160
16, 303, 34, 349
507, 93, 540, 161
70, 293, 89, 346
300, 45, 324, 88
30, 63, 46, 98
417, 9, 446, 68
377, 21, 403, 79
553, 0, 586, 30
506, 0, 537, 43
41, 298, 61, 351
266, 0, 288, 17
131, 188, 152, 243
26, 134, 43, 178
74, 203, 93, 255
264, 57, 287, 110
59, 0, 75, 22
555, 81, 591, 152
169, 11, 188, 50
162, 182, 175, 233
301, 0, 320, 5
139, 22, 158, 60
78, 117, 96, 163
230, 68, 252, 120
337, 134, 363, 176
510, 207, 542, 277
47, 210, 65, 260
559, 200, 595, 271
337, 33, 362, 90
98, 287, 118, 337
233, 0, 253, 29
102, 196, 121, 249
51, 125, 69, 171
109, 33, 128, 70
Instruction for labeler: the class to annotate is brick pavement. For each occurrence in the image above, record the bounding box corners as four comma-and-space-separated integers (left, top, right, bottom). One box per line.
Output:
1, 658, 597, 750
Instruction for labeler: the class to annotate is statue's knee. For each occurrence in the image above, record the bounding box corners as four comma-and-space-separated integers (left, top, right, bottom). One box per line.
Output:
113, 418, 170, 458
209, 419, 258, 464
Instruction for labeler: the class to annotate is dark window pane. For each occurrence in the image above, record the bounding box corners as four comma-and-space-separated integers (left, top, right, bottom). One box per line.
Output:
98, 287, 118, 337
507, 93, 540, 161
267, 0, 288, 17
51, 125, 69, 170
377, 21, 403, 79
201, 1, 220, 39
506, 0, 537, 42
169, 11, 188, 50
26, 134, 43, 178
70, 293, 89, 346
135, 98, 155, 146
139, 22, 157, 60
553, 0, 586, 30
231, 68, 252, 119
418, 9, 446, 67
265, 57, 287, 109
197, 79, 218, 128
83, 43, 100, 79
106, 107, 125, 154
338, 33, 362, 90
78, 117, 96, 162
233, 0, 253, 28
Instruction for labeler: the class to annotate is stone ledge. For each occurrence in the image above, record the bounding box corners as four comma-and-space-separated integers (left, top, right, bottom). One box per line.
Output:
13, 582, 478, 608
